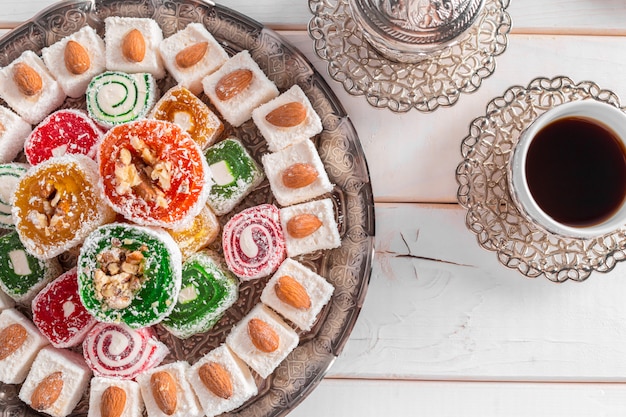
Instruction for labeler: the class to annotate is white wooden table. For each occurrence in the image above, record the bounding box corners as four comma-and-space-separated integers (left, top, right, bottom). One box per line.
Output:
6, 1, 626, 415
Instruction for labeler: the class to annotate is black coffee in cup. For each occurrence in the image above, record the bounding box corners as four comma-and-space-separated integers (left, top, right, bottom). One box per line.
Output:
525, 116, 626, 227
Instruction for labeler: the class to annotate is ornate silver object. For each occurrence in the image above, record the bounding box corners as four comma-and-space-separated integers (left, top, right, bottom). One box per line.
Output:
348, 0, 484, 63
456, 76, 626, 283
308, 0, 511, 112
0, 0, 375, 416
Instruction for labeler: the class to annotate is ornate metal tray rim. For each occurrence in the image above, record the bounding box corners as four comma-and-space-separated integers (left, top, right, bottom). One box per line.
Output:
456, 75, 626, 283
0, 0, 375, 416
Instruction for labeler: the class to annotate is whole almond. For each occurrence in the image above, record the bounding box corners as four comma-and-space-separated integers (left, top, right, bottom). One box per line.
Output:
287, 213, 323, 238
215, 68, 253, 101
265, 102, 307, 127
176, 41, 209, 69
198, 362, 233, 399
248, 318, 279, 353
151, 371, 178, 415
275, 275, 311, 310
122, 29, 146, 63
64, 40, 91, 74
31, 371, 64, 410
282, 163, 319, 189
0, 323, 28, 360
101, 385, 127, 417
13, 62, 43, 96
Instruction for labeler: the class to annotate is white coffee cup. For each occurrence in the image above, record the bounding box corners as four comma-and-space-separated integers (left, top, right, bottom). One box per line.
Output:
509, 100, 626, 239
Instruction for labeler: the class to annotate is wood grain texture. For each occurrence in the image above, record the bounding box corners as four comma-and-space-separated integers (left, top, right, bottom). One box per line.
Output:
5, 0, 626, 32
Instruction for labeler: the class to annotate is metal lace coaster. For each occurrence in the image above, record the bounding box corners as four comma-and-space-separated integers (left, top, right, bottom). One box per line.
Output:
456, 76, 626, 282
308, 0, 511, 112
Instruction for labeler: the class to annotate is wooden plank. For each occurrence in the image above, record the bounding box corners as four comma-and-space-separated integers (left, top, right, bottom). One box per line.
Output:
324, 203, 626, 381
290, 378, 626, 417
4, 0, 626, 32
284, 32, 626, 203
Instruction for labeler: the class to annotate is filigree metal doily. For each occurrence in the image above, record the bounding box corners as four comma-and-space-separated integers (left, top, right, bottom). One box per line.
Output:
456, 76, 626, 283
0, 1, 375, 416
308, 0, 511, 112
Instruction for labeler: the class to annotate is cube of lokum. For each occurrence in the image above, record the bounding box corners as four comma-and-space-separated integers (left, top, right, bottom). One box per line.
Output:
0, 308, 49, 384
261, 258, 334, 331
0, 51, 66, 124
136, 361, 203, 417
159, 23, 228, 95
88, 377, 144, 417
19, 346, 91, 417
202, 50, 279, 127
262, 139, 333, 207
0, 105, 31, 163
42, 25, 106, 98
279, 198, 341, 258
104, 17, 165, 78
187, 344, 258, 417
204, 138, 264, 215
252, 85, 323, 152
226, 304, 298, 378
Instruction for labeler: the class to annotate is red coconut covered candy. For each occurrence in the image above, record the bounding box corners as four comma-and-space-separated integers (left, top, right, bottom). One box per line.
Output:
24, 109, 103, 165
98, 119, 212, 229
31, 268, 97, 348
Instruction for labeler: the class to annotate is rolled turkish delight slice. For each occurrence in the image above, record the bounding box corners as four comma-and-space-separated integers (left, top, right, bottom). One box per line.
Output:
280, 198, 341, 258
42, 25, 107, 98
88, 377, 144, 417
32, 268, 97, 348
12, 154, 116, 259
187, 344, 258, 417
204, 138, 264, 215
0, 105, 32, 163
77, 223, 182, 328
158, 23, 228, 94
262, 139, 333, 207
162, 251, 238, 339
0, 231, 61, 303
167, 204, 220, 260
151, 85, 223, 150
98, 119, 211, 229
0, 163, 28, 229
24, 109, 103, 165
86, 71, 157, 129
0, 308, 49, 384
202, 50, 279, 127
252, 85, 323, 152
222, 204, 286, 280
136, 361, 203, 417
225, 304, 298, 379
104, 17, 165, 79
19, 346, 91, 417
0, 51, 66, 125
261, 258, 334, 331
82, 322, 169, 380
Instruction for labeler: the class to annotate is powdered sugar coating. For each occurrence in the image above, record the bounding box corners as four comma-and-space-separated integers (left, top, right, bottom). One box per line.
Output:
222, 204, 286, 280
98, 119, 211, 229
77, 223, 182, 328
32, 268, 97, 348
0, 308, 49, 384
11, 154, 116, 259
82, 322, 169, 380
24, 109, 103, 165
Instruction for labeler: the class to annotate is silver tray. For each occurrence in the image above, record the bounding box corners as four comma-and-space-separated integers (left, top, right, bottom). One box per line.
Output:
0, 1, 375, 416
308, 0, 511, 112
456, 76, 626, 283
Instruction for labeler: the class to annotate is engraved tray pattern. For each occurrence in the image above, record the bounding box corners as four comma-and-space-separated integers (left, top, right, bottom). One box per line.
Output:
0, 0, 375, 416
307, 0, 511, 112
456, 76, 626, 283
